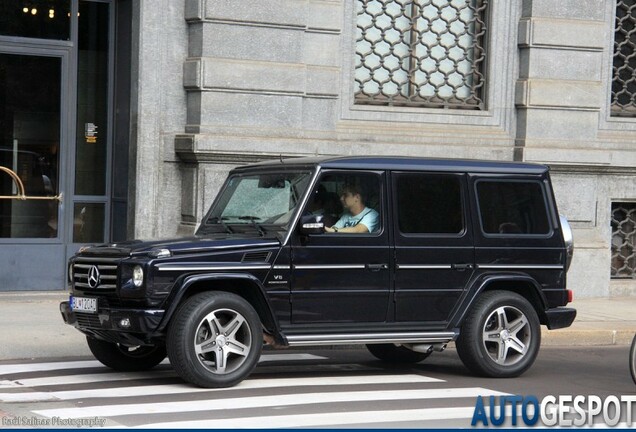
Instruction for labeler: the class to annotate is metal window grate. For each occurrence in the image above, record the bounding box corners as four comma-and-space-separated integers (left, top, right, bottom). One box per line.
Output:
611, 203, 636, 278
612, 0, 636, 116
354, 0, 488, 109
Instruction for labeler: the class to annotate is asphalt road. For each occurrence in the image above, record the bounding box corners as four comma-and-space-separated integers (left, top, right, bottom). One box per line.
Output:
0, 346, 634, 428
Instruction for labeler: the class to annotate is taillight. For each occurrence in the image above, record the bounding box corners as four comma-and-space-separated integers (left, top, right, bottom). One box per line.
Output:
560, 215, 574, 272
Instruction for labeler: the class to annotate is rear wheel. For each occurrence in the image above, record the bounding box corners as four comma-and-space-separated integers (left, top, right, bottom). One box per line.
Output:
86, 337, 166, 371
456, 290, 540, 378
167, 291, 262, 388
366, 343, 431, 363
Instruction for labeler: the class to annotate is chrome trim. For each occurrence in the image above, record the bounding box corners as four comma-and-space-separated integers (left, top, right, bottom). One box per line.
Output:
397, 264, 452, 270
156, 264, 271, 272
75, 264, 117, 271
75, 282, 116, 289
286, 332, 457, 346
294, 264, 366, 270
477, 264, 564, 270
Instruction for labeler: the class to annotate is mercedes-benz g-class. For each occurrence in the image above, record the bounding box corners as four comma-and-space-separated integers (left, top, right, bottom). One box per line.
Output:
60, 156, 576, 387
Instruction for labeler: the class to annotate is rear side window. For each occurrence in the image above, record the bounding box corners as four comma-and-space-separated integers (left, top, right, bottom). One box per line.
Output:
396, 174, 463, 234
476, 180, 550, 235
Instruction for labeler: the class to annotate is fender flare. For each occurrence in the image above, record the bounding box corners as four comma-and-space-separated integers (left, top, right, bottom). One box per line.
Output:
449, 273, 549, 329
155, 272, 279, 335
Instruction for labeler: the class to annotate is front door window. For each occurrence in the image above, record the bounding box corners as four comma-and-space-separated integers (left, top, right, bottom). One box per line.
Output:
0, 53, 61, 238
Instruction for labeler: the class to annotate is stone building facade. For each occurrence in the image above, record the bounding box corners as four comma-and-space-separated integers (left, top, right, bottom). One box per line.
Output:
128, 0, 634, 298
2, 0, 634, 296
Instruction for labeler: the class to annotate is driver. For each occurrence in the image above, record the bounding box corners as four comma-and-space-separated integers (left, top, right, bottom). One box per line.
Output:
324, 183, 379, 234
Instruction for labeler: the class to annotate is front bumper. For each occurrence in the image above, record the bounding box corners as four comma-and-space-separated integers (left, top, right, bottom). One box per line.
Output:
60, 301, 165, 346
544, 307, 577, 330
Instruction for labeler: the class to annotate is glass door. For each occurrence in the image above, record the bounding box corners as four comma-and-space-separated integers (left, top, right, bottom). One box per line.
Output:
0, 54, 62, 239
0, 50, 70, 290
0, 0, 118, 291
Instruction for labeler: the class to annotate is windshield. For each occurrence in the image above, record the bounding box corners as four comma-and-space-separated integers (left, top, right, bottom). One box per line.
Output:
198, 170, 313, 235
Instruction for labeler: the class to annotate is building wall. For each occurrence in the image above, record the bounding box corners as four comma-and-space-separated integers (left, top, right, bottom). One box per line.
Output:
131, 0, 636, 297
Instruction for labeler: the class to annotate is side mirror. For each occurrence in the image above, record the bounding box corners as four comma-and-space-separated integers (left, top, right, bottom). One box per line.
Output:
299, 214, 325, 235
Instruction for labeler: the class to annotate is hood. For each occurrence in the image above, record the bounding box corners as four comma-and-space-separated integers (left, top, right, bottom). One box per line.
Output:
76, 233, 281, 258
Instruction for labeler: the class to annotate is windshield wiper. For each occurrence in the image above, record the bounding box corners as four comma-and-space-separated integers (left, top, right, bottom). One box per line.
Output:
206, 216, 234, 234
238, 216, 267, 237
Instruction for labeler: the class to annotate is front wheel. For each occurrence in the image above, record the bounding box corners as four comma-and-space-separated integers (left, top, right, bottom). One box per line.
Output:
86, 337, 166, 371
167, 291, 263, 388
630, 334, 636, 385
456, 291, 540, 378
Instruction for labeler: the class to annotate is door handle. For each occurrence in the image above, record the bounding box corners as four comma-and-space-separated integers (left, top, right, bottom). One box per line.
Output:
366, 263, 388, 272
452, 263, 473, 271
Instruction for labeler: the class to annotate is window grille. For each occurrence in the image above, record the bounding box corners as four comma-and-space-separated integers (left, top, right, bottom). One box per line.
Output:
354, 0, 488, 109
612, 0, 636, 116
611, 203, 636, 278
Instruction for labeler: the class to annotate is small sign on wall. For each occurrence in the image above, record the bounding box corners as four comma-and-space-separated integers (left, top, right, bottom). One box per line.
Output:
85, 123, 98, 143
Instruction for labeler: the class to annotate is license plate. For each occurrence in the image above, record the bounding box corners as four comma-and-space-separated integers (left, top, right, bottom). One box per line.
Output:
70, 296, 98, 313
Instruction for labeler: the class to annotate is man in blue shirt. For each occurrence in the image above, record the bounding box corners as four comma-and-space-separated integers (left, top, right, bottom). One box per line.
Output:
324, 183, 379, 234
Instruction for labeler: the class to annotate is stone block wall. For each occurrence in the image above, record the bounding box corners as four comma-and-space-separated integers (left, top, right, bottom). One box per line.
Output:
131, 0, 636, 297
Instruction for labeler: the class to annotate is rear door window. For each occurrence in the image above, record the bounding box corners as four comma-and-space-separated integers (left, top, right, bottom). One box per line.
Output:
476, 180, 551, 235
395, 173, 464, 235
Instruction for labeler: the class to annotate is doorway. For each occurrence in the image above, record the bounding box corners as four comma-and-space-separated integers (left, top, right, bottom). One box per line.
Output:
0, 0, 122, 291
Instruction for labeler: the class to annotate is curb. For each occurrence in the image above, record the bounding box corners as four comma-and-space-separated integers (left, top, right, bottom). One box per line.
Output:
541, 329, 634, 346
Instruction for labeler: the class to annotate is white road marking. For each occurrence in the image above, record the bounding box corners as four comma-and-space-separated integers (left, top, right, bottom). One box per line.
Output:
138, 407, 482, 428
33, 387, 508, 418
1, 373, 441, 402
0, 353, 325, 377
0, 360, 105, 375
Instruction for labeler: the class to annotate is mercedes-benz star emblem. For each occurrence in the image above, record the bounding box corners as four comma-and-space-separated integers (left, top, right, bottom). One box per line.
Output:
87, 265, 101, 288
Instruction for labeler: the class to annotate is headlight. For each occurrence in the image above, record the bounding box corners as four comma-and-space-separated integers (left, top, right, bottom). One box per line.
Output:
133, 265, 144, 287
68, 262, 74, 283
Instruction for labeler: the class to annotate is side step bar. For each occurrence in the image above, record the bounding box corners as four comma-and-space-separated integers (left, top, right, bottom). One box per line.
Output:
285, 331, 457, 347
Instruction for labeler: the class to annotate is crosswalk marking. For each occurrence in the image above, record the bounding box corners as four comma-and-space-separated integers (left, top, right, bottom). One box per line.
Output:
258, 353, 326, 362
11, 369, 176, 387
0, 353, 327, 389
0, 354, 510, 429
0, 380, 20, 389
0, 353, 326, 376
0, 360, 105, 375
33, 387, 507, 419
1, 374, 441, 402
139, 407, 481, 429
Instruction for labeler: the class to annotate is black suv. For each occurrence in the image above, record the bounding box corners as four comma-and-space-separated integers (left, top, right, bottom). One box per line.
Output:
60, 156, 576, 387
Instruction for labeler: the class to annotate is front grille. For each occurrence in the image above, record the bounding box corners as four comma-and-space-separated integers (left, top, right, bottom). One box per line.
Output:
72, 257, 120, 291
75, 312, 102, 328
72, 257, 122, 307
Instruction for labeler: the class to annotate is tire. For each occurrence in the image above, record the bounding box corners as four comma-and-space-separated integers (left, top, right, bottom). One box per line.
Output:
630, 334, 636, 385
366, 343, 431, 363
86, 336, 166, 371
166, 291, 263, 388
456, 290, 540, 378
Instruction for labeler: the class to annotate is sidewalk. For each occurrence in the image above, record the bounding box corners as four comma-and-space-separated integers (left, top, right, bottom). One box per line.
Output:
0, 291, 634, 361
542, 296, 636, 346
